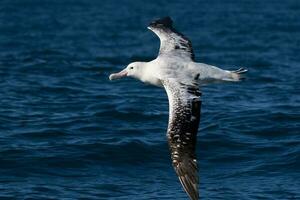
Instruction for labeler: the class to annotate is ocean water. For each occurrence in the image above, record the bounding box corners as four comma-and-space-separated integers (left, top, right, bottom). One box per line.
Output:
0, 0, 300, 199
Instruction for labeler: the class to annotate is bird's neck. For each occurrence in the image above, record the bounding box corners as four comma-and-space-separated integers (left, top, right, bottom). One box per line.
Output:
138, 62, 163, 87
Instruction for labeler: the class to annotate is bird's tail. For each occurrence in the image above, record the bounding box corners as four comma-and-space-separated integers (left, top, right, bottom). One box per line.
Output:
229, 67, 248, 81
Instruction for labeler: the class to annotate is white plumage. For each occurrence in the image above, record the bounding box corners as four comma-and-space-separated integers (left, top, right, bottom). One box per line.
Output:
109, 17, 247, 200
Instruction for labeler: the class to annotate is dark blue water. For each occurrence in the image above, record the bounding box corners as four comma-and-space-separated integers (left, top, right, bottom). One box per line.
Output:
1, 0, 300, 199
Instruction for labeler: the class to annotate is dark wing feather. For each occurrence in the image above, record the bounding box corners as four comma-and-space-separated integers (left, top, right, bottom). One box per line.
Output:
162, 79, 201, 200
148, 17, 195, 61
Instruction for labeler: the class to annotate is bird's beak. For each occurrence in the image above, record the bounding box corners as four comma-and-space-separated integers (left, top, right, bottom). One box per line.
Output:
109, 69, 128, 80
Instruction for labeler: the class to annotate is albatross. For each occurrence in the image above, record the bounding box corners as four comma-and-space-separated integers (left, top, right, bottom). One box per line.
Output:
109, 17, 247, 200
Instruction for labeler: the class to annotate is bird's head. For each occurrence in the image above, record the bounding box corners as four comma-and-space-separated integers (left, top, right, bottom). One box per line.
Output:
109, 62, 145, 81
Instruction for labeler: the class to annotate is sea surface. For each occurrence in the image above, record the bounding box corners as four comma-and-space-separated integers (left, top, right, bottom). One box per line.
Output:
0, 0, 299, 199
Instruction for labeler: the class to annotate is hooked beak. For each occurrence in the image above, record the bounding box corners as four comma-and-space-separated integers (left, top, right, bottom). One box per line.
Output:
109, 69, 128, 80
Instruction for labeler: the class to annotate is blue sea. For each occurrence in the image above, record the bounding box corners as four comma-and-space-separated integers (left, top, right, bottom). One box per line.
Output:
0, 0, 299, 199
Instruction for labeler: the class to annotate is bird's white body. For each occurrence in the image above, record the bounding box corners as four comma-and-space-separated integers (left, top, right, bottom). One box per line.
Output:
126, 55, 238, 88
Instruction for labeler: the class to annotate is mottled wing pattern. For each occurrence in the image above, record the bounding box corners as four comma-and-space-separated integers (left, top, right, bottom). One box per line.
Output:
162, 79, 201, 200
148, 17, 195, 61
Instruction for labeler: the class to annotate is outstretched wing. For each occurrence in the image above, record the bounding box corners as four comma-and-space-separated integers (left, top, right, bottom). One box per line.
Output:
162, 79, 201, 200
148, 17, 195, 61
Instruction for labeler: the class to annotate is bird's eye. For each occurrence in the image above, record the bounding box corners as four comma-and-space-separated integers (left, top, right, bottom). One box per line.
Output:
130, 67, 134, 70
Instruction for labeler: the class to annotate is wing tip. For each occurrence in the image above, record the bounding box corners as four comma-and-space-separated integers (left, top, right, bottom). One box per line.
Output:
178, 174, 199, 200
175, 159, 199, 200
148, 16, 173, 29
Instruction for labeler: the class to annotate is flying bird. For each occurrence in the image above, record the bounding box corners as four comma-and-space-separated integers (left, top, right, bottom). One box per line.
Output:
109, 17, 247, 200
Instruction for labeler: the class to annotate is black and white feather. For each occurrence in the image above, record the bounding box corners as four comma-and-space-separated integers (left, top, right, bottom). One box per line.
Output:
109, 16, 248, 200
163, 79, 201, 200
148, 17, 195, 61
